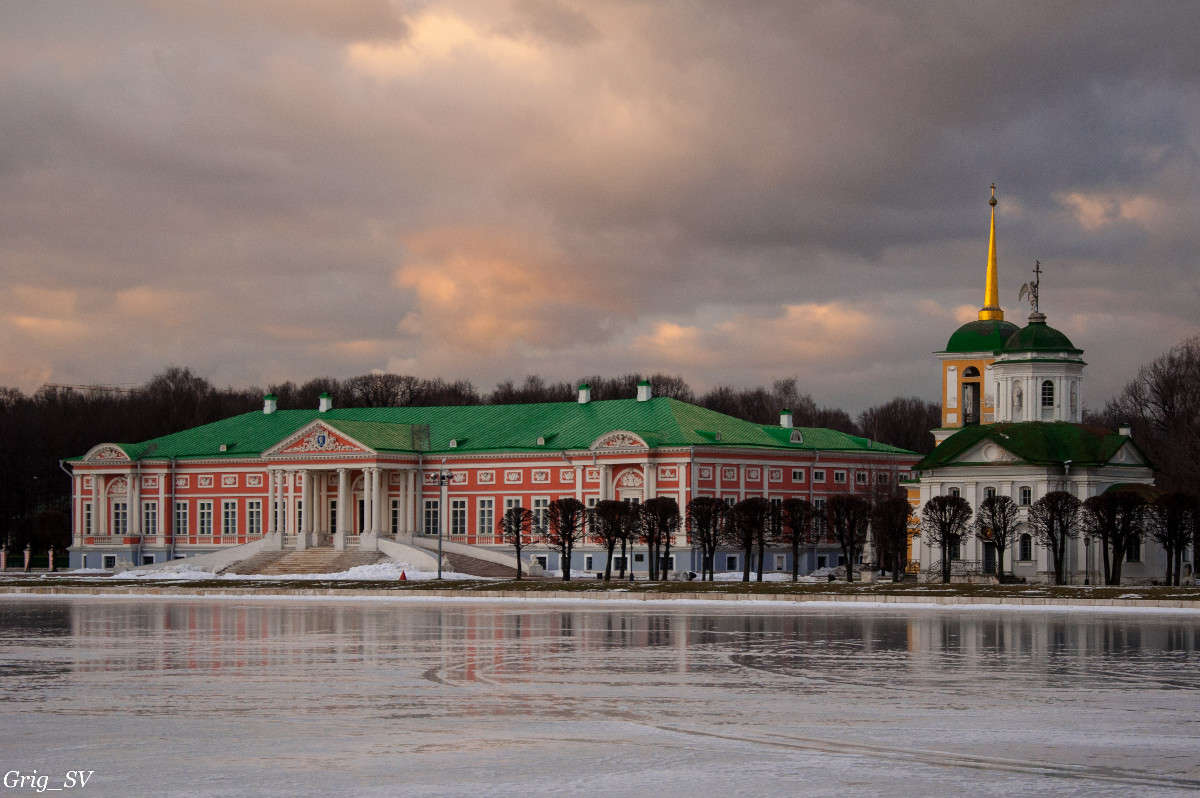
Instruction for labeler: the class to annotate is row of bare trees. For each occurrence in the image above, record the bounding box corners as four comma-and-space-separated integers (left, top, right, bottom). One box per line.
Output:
920, 489, 1198, 585
493, 490, 919, 584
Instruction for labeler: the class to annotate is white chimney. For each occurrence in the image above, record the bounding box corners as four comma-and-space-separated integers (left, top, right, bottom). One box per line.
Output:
636, 380, 652, 402
578, 383, 591, 404
318, 392, 332, 413
1118, 424, 1132, 438
263, 394, 277, 415
779, 409, 793, 428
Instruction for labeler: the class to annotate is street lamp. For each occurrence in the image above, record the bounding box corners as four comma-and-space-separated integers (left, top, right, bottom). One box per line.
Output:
434, 465, 453, 580
1083, 535, 1092, 586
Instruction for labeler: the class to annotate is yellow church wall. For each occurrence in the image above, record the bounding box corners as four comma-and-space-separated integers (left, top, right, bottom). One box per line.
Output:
940, 356, 997, 428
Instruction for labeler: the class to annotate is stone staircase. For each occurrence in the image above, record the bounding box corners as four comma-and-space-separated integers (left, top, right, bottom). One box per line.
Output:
222, 548, 386, 576
441, 551, 518, 578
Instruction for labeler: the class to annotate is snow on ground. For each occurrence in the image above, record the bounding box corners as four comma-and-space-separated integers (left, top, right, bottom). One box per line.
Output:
111, 561, 485, 581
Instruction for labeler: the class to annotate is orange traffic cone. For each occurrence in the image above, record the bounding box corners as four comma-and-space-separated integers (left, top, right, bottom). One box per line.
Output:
400, 571, 407, 581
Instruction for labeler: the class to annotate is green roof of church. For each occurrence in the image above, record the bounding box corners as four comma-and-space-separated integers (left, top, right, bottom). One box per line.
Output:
915, 422, 1143, 470
943, 319, 1020, 354
1001, 317, 1082, 354
79, 397, 916, 461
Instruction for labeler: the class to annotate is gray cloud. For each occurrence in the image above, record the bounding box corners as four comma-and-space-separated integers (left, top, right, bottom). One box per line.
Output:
0, 0, 1197, 414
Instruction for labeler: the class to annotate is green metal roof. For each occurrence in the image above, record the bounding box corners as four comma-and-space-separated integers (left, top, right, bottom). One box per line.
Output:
73, 398, 917, 461
943, 319, 1020, 354
915, 422, 1146, 470
1001, 317, 1082, 354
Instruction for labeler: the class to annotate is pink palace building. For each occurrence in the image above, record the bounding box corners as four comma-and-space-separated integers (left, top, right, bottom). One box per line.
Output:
66, 382, 919, 574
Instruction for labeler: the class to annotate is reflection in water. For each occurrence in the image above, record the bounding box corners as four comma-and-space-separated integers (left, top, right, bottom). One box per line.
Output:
1, 599, 1199, 796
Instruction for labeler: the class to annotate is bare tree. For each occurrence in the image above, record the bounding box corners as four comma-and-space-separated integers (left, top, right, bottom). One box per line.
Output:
545, 498, 586, 581
1028, 491, 1081, 585
920, 495, 973, 584
826, 494, 872, 582
639, 497, 681, 580
728, 498, 771, 582
499, 505, 533, 580
975, 495, 1019, 580
779, 498, 816, 582
687, 497, 727, 581
592, 500, 630, 581
1145, 492, 1197, 586
871, 494, 913, 582
1081, 490, 1146, 585
1101, 336, 1200, 493
858, 397, 942, 454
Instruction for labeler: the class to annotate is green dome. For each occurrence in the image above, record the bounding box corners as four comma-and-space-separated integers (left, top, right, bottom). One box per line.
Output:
1002, 316, 1082, 354
943, 319, 1020, 353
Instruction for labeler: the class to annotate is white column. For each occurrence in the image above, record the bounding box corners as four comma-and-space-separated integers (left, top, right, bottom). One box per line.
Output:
287, 470, 297, 535
406, 470, 416, 535
601, 465, 612, 500
574, 466, 583, 502
95, 475, 107, 537
265, 470, 275, 535
156, 479, 164, 544
336, 468, 349, 549
297, 470, 310, 549
645, 462, 656, 501
129, 471, 141, 536
738, 465, 745, 502
73, 474, 83, 545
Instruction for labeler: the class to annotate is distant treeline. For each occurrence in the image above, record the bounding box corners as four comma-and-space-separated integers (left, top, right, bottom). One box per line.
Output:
0, 368, 940, 551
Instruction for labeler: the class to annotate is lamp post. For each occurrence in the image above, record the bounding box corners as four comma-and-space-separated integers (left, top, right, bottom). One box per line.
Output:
1083, 535, 1092, 586
435, 466, 453, 580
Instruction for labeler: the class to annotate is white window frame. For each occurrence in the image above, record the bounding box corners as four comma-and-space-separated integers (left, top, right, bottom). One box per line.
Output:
222, 500, 238, 536
833, 470, 847, 484
450, 498, 468, 536
423, 499, 440, 535
791, 468, 806, 482
142, 501, 158, 536
1019, 486, 1032, 506
83, 502, 93, 535
584, 554, 593, 571
102, 554, 117, 570
812, 469, 826, 482
174, 501, 188, 536
247, 500, 263, 536
504, 497, 522, 513
725, 554, 738, 570
391, 499, 401, 536
198, 501, 213, 537
855, 471, 868, 485
477, 498, 494, 539
532, 496, 550, 534
112, 502, 128, 535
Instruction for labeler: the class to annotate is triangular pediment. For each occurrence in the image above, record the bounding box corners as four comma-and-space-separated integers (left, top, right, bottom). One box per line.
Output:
953, 439, 1019, 464
1107, 441, 1145, 466
265, 421, 373, 457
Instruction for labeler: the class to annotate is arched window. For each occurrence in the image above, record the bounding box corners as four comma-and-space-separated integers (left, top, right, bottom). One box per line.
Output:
1070, 382, 1078, 416
1041, 380, 1055, 407
963, 366, 980, 377
1012, 383, 1023, 415
948, 487, 960, 498
1019, 533, 1032, 561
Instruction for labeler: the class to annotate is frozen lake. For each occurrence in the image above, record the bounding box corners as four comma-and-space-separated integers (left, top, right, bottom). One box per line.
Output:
1, 597, 1199, 797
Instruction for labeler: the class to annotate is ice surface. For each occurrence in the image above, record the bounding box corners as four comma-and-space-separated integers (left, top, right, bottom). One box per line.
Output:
1, 597, 1198, 797
109, 561, 483, 581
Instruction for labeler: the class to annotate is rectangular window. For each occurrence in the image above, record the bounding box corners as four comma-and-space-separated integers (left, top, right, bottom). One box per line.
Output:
297, 500, 304, 534
423, 499, 440, 535
247, 500, 262, 536
142, 501, 158, 536
877, 473, 889, 484
174, 502, 188, 536
391, 500, 401, 536
534, 555, 548, 570
222, 500, 237, 536
949, 534, 961, 561
984, 487, 996, 500
855, 471, 868, 485
633, 552, 646, 564
584, 554, 593, 571
142, 554, 155, 565
198, 501, 213, 536
83, 502, 93, 535
102, 554, 117, 570
1019, 534, 1033, 562
833, 470, 847, 484
585, 496, 598, 509
948, 487, 961, 498
477, 498, 494, 539
813, 498, 827, 535
613, 556, 627, 571
1126, 535, 1141, 563
774, 553, 786, 571
450, 498, 468, 536
1019, 486, 1032, 506
813, 469, 826, 482
532, 497, 550, 534
817, 555, 827, 569
112, 502, 128, 535
725, 554, 737, 570
329, 499, 338, 533
791, 469, 806, 482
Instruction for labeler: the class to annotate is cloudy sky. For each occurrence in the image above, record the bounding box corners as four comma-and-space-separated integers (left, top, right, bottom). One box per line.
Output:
2, 1, 1197, 413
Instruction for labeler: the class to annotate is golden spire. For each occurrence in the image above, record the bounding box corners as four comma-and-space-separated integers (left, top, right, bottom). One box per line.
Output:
978, 183, 1004, 321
